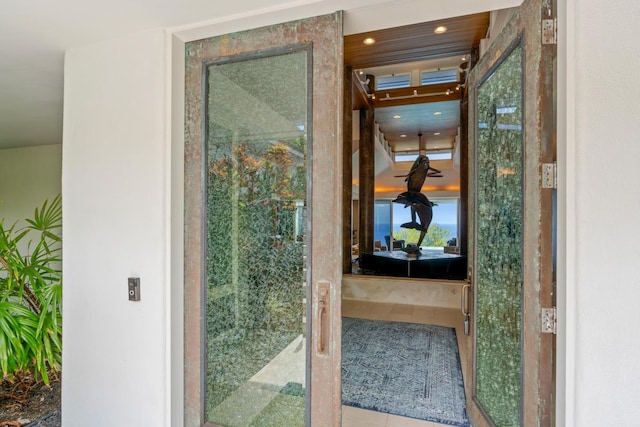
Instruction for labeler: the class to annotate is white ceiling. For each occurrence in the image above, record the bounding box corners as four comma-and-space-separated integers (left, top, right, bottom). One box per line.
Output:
0, 0, 325, 149
0, 0, 519, 150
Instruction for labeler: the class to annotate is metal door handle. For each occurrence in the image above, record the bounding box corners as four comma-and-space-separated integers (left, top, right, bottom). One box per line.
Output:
461, 284, 471, 316
461, 283, 471, 336
317, 281, 330, 355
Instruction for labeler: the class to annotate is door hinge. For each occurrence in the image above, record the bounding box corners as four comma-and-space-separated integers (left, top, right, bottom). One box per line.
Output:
542, 18, 557, 45
542, 162, 557, 189
541, 307, 557, 334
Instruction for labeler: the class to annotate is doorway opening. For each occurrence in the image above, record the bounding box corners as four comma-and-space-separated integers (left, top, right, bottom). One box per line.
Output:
341, 8, 526, 427
343, 12, 495, 277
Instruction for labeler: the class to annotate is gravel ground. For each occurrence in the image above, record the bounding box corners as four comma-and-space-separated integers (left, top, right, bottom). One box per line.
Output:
24, 412, 60, 427
1, 378, 60, 427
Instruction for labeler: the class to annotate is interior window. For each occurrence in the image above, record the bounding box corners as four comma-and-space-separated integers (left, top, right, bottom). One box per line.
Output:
376, 73, 411, 90
394, 151, 452, 162
421, 68, 459, 85
373, 198, 459, 250
373, 200, 392, 250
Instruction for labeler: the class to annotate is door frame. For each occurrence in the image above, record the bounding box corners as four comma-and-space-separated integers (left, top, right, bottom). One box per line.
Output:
170, 2, 563, 426
181, 12, 344, 427
466, 0, 556, 425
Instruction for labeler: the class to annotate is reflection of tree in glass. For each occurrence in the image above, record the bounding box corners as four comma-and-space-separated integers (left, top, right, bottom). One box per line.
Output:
207, 141, 305, 330
205, 141, 307, 414
393, 223, 451, 247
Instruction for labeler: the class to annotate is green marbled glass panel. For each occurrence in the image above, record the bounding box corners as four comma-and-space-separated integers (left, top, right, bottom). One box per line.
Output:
475, 43, 523, 427
204, 50, 308, 426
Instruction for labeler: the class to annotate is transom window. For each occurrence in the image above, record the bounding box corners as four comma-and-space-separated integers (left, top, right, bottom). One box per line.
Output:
421, 68, 458, 85
376, 73, 411, 90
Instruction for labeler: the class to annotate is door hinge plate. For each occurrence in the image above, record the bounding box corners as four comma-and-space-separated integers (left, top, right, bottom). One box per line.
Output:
541, 307, 557, 334
542, 162, 557, 189
542, 18, 557, 45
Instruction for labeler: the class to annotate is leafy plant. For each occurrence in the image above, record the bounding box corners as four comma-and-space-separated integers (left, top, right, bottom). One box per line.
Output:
0, 194, 62, 385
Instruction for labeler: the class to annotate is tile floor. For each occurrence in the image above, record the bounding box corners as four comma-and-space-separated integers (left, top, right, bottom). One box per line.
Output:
341, 300, 469, 427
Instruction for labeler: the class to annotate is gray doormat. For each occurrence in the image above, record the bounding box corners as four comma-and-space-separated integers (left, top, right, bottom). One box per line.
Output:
342, 317, 469, 427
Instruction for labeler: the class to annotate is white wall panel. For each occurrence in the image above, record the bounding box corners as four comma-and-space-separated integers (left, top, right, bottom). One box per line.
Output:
62, 29, 170, 427
569, 0, 640, 425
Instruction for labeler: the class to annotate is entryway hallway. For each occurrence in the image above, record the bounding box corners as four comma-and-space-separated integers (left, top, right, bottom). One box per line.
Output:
342, 301, 469, 427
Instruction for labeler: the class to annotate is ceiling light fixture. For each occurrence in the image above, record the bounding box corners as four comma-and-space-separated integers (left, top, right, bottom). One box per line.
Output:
400, 134, 407, 138
434, 132, 441, 136
418, 133, 427, 156
363, 37, 376, 45
393, 115, 401, 119
434, 111, 442, 116
434, 26, 447, 34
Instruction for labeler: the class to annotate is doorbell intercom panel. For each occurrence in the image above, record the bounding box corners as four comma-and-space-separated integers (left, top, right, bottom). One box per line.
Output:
128, 277, 140, 301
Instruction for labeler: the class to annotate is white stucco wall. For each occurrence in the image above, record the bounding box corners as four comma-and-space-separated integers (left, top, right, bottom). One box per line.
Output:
565, 0, 640, 425
60, 0, 640, 425
62, 29, 171, 426
0, 144, 62, 227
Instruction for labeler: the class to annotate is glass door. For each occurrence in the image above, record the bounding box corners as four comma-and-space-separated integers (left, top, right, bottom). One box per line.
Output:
466, 0, 556, 425
184, 13, 343, 427
474, 41, 525, 427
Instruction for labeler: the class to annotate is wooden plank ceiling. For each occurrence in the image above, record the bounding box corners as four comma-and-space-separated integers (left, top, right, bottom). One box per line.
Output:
344, 13, 490, 69
344, 12, 490, 155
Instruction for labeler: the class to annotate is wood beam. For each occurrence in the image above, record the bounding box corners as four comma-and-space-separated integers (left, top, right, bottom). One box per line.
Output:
358, 105, 375, 257
343, 66, 354, 274
373, 82, 461, 108
352, 71, 373, 110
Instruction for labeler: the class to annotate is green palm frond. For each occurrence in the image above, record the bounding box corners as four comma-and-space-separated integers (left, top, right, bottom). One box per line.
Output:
0, 194, 62, 384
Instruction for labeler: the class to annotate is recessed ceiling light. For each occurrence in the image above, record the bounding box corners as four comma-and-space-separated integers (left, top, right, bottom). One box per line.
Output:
434, 132, 441, 136
363, 37, 376, 45
400, 134, 407, 137
434, 26, 447, 34
461, 57, 466, 61
434, 111, 442, 116
393, 115, 401, 119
